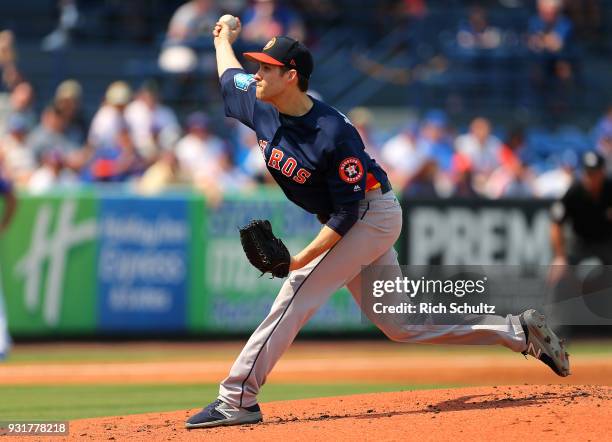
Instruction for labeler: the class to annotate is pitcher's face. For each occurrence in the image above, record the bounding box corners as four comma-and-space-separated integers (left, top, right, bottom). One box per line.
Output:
254, 63, 292, 102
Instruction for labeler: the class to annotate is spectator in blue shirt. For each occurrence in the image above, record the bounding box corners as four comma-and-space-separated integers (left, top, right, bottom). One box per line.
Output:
416, 110, 454, 175
527, 0, 575, 114
528, 0, 573, 57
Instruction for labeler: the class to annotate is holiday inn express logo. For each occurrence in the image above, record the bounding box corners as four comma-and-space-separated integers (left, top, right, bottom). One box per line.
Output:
15, 200, 97, 326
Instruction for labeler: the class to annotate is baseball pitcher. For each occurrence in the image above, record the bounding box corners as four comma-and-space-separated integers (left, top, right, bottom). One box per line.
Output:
185, 16, 570, 429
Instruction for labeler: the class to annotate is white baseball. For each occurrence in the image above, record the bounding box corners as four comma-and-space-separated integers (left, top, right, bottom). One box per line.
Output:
219, 14, 238, 30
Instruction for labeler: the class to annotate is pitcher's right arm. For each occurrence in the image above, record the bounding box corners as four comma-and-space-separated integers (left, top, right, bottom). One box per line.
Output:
213, 18, 243, 78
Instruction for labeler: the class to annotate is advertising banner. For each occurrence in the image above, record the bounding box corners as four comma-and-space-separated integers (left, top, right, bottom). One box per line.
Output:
1, 192, 98, 335
1, 192, 579, 337
397, 199, 612, 327
402, 198, 553, 265
97, 196, 190, 332
400, 199, 554, 319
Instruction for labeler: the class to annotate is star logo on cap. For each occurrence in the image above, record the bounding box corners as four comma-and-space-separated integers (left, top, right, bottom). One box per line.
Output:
263, 37, 276, 50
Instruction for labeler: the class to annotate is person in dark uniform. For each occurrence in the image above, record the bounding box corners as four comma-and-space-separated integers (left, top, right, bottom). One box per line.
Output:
550, 151, 612, 269
548, 151, 612, 331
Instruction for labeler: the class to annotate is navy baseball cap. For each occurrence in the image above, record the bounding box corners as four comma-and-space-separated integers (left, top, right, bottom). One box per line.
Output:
244, 36, 314, 79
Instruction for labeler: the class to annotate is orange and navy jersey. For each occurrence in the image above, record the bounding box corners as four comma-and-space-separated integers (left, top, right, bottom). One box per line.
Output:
221, 68, 390, 215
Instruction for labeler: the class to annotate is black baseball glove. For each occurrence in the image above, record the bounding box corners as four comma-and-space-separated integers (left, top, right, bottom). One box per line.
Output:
239, 219, 291, 278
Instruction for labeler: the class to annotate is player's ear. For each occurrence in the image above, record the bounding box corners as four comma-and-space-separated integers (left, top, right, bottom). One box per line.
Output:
285, 69, 298, 85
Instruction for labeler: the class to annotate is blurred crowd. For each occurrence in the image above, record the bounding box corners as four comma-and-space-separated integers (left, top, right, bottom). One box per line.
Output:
0, 71, 609, 201
362, 106, 611, 199
0, 73, 261, 202
0, 0, 610, 201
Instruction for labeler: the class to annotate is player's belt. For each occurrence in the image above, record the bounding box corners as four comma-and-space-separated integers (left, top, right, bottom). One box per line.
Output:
366, 173, 381, 192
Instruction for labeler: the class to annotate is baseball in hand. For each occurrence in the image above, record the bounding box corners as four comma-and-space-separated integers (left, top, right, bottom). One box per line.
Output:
219, 14, 238, 30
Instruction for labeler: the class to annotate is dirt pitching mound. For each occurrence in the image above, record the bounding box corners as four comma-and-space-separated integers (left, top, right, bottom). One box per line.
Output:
63, 385, 610, 441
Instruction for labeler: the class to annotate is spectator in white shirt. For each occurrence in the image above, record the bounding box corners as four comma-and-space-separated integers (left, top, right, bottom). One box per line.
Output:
455, 117, 501, 174
159, 0, 220, 73
125, 80, 181, 163
88, 81, 132, 150
533, 152, 575, 198
174, 112, 225, 182
0, 114, 35, 186
455, 117, 501, 194
28, 149, 77, 194
380, 122, 430, 191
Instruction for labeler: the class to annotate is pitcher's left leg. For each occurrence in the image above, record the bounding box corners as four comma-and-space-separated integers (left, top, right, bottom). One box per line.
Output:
348, 247, 570, 375
347, 247, 527, 352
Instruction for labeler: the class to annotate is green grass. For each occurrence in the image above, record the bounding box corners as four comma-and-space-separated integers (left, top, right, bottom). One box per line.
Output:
0, 383, 454, 421
1, 340, 608, 421
5, 347, 239, 364
6, 339, 611, 364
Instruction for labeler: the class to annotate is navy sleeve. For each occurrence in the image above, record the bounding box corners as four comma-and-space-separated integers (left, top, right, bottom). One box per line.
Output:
326, 201, 359, 236
325, 136, 368, 206
220, 68, 257, 129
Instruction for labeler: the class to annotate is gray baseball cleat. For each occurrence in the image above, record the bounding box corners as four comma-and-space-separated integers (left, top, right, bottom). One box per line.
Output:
520, 309, 570, 377
185, 399, 263, 429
